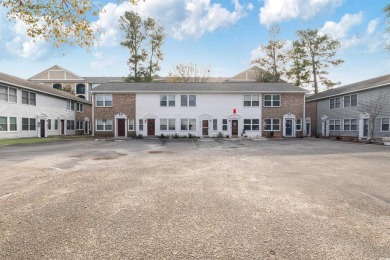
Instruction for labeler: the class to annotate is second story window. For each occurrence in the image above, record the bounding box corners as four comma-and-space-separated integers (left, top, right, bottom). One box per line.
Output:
67, 100, 75, 111
0, 86, 17, 103
22, 90, 36, 106
160, 95, 175, 107
244, 95, 259, 107
264, 94, 280, 107
330, 97, 341, 109
76, 84, 86, 94
181, 95, 196, 107
76, 103, 84, 112
96, 94, 112, 107
343, 94, 357, 107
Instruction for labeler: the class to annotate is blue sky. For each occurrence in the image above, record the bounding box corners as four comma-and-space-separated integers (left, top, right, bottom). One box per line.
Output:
0, 0, 389, 91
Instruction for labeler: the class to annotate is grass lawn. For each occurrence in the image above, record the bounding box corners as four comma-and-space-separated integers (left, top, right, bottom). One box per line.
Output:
0, 136, 92, 146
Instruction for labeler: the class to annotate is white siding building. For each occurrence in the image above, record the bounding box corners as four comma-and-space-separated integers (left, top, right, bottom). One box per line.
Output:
0, 72, 91, 139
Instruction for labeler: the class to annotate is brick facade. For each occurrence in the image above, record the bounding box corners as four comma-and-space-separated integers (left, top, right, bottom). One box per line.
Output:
76, 103, 92, 135
261, 93, 305, 138
94, 93, 136, 138
305, 101, 317, 137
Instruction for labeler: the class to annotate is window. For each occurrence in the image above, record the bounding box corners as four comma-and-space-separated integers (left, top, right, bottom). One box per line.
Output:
330, 97, 341, 109
0, 86, 17, 103
181, 95, 196, 106
213, 119, 218, 131
181, 119, 196, 131
22, 90, 36, 105
128, 119, 134, 131
160, 95, 175, 107
330, 119, 341, 131
53, 84, 62, 90
139, 119, 144, 131
344, 94, 357, 107
160, 119, 168, 130
264, 94, 280, 107
96, 119, 112, 131
9, 117, 16, 131
21, 118, 36, 131
244, 119, 260, 131
76, 84, 86, 94
96, 94, 112, 107
222, 119, 228, 131
0, 117, 7, 131
382, 118, 389, 132
296, 119, 302, 131
47, 119, 52, 130
168, 119, 175, 130
67, 120, 75, 130
244, 95, 259, 107
76, 121, 83, 130
76, 103, 84, 112
54, 120, 58, 130
344, 119, 357, 131
67, 101, 75, 111
264, 119, 280, 131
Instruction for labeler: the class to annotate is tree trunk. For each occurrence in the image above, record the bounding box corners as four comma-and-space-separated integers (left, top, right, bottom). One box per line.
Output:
311, 55, 318, 94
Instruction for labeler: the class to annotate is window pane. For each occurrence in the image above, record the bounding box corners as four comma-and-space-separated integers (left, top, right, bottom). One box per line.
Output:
244, 125, 251, 130
351, 94, 357, 106
252, 119, 259, 125
273, 100, 280, 106
252, 95, 259, 101
244, 101, 251, 106
181, 119, 187, 130
29, 93, 36, 106
273, 95, 280, 101
128, 119, 134, 131
30, 118, 36, 130
189, 95, 196, 106
10, 117, 17, 131
265, 119, 271, 125
160, 119, 167, 130
273, 119, 280, 125
9, 88, 17, 102
139, 119, 144, 131
244, 119, 251, 124
160, 95, 167, 106
344, 96, 350, 107
213, 119, 217, 130
181, 95, 187, 106
0, 86, 7, 101
264, 101, 272, 107
189, 119, 196, 130
169, 119, 175, 130
22, 90, 29, 104
22, 118, 29, 130
0, 117, 7, 131
264, 95, 271, 101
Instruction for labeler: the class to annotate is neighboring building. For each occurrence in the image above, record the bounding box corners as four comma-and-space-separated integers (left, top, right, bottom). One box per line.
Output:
305, 74, 390, 140
90, 82, 307, 138
28, 65, 124, 101
0, 72, 92, 139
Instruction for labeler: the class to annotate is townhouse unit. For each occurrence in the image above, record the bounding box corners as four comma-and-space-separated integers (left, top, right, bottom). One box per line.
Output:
90, 82, 307, 139
0, 72, 92, 139
28, 65, 124, 101
306, 74, 390, 140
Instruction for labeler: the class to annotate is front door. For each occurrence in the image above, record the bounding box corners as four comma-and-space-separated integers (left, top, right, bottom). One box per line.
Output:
363, 119, 369, 137
84, 122, 89, 134
285, 119, 293, 136
147, 119, 155, 136
61, 120, 65, 135
323, 121, 327, 136
232, 120, 238, 137
202, 120, 209, 136
117, 119, 126, 137
40, 119, 45, 138
306, 122, 311, 136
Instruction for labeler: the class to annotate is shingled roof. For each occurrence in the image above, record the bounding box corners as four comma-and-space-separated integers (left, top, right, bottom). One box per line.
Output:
306, 74, 390, 102
0, 72, 91, 104
90, 82, 307, 93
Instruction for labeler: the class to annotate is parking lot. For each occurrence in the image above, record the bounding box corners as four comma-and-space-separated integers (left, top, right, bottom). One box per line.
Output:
0, 139, 389, 259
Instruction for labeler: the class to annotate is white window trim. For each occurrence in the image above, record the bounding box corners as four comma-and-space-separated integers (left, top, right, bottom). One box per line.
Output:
180, 94, 197, 107
329, 97, 341, 110
180, 118, 197, 131
128, 119, 135, 131
296, 119, 303, 131
244, 95, 260, 107
263, 94, 281, 107
243, 119, 260, 131
381, 117, 390, 132
95, 94, 113, 107
77, 103, 84, 113
329, 119, 341, 131
96, 119, 113, 131
343, 118, 358, 131
264, 118, 281, 131
212, 119, 218, 131
0, 86, 17, 103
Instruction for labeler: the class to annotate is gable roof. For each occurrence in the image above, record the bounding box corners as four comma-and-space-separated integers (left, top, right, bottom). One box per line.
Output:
28, 65, 85, 81
0, 72, 91, 104
83, 77, 125, 84
306, 74, 390, 102
90, 82, 307, 93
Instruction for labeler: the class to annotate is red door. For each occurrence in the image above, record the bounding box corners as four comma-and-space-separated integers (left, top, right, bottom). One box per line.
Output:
147, 119, 155, 136
232, 120, 238, 136
117, 119, 126, 137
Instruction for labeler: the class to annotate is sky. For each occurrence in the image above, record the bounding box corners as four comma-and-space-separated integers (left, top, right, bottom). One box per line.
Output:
0, 0, 389, 91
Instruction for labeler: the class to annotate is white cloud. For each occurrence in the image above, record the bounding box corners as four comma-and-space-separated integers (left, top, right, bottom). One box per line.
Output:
247, 3, 254, 11
259, 0, 343, 26
0, 15, 49, 60
94, 0, 249, 46
319, 12, 363, 39
367, 19, 378, 35
90, 51, 118, 70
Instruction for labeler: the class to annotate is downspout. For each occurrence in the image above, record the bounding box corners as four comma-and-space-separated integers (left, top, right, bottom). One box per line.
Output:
92, 93, 95, 137
303, 94, 306, 136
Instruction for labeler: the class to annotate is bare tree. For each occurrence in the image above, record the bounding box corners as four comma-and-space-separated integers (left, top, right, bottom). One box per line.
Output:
358, 94, 388, 141
167, 63, 211, 82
